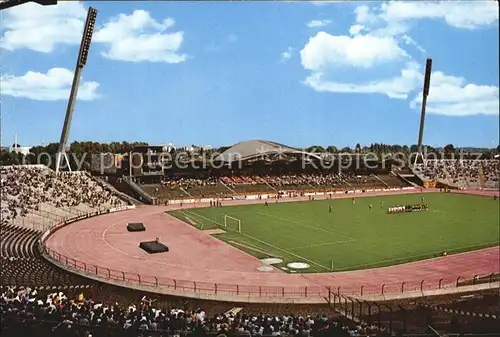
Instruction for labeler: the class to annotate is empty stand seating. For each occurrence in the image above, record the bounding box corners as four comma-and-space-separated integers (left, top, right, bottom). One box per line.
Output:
139, 172, 410, 202
0, 226, 93, 287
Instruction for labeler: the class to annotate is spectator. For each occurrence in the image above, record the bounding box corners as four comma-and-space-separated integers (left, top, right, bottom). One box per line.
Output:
1, 166, 128, 227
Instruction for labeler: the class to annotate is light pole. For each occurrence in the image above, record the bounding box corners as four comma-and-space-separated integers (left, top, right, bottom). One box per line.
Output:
0, 0, 57, 11
55, 7, 97, 173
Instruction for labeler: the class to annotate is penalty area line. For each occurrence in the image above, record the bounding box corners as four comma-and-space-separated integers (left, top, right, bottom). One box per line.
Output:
229, 240, 278, 258
178, 211, 204, 230
288, 239, 356, 251
183, 210, 332, 272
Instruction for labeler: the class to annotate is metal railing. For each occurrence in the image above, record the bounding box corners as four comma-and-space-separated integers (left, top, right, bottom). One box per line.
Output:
45, 251, 500, 299
41, 212, 499, 301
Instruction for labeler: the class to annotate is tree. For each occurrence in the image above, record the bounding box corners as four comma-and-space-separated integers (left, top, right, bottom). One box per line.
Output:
326, 145, 338, 153
443, 144, 455, 158
70, 141, 83, 155
306, 145, 324, 153
0, 151, 23, 165
444, 144, 455, 153
217, 146, 230, 153
355, 143, 361, 153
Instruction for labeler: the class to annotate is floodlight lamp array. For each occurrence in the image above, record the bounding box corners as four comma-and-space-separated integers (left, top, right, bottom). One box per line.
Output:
78, 7, 98, 67
423, 58, 432, 97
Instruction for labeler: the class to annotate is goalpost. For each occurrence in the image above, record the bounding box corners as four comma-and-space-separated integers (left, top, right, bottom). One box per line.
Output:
224, 215, 242, 233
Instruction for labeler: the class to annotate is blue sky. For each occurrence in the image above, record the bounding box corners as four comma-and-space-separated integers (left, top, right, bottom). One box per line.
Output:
1, 1, 498, 148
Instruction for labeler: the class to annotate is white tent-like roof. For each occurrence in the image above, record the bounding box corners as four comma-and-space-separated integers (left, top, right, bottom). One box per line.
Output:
215, 139, 320, 162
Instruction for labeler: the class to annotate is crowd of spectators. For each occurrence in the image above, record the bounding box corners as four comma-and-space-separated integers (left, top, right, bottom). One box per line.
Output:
0, 287, 392, 337
259, 173, 382, 189
3, 286, 497, 336
482, 160, 500, 186
161, 177, 220, 192
143, 172, 399, 201
0, 166, 128, 227
414, 159, 500, 188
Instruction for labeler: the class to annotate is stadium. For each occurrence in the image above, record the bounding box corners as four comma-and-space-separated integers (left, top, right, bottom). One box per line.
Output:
1, 1, 499, 337
2, 137, 500, 336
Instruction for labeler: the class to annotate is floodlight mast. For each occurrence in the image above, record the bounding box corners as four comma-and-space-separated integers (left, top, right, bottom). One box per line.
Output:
413, 58, 432, 167
55, 7, 97, 173
0, 0, 57, 11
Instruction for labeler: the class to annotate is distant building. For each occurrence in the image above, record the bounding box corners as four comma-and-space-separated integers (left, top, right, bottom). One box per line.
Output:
91, 153, 121, 174
161, 143, 175, 153
11, 145, 31, 156
121, 145, 164, 181
178, 144, 212, 153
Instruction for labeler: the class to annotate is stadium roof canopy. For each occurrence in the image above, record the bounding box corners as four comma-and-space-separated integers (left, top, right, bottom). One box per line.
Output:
215, 139, 321, 162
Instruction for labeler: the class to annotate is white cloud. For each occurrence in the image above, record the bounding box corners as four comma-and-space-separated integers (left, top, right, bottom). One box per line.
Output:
411, 72, 499, 116
310, 1, 341, 6
299, 2, 499, 116
94, 10, 186, 63
354, 1, 498, 35
0, 68, 99, 101
354, 5, 377, 26
0, 3, 187, 63
302, 47, 499, 116
303, 62, 423, 99
0, 2, 87, 52
280, 47, 294, 62
300, 32, 407, 71
303, 61, 499, 116
307, 20, 331, 28
379, 1, 499, 30
401, 35, 426, 54
348, 24, 365, 36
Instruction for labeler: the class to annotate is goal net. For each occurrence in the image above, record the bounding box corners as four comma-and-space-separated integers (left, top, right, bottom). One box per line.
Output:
223, 215, 242, 233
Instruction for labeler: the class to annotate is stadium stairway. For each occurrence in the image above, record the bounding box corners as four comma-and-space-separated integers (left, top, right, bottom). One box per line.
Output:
218, 179, 237, 194
395, 171, 421, 188
122, 177, 156, 204
379, 173, 413, 188
180, 186, 192, 197
265, 180, 278, 192
371, 173, 390, 188
97, 177, 143, 206
339, 176, 353, 188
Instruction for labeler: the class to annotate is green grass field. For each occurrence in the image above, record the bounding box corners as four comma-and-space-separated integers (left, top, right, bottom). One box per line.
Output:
169, 193, 499, 273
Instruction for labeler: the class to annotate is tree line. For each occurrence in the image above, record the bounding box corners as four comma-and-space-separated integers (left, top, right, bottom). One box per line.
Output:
1, 141, 499, 167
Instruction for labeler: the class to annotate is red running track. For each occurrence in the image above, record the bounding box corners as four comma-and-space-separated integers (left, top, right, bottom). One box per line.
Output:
44, 189, 499, 301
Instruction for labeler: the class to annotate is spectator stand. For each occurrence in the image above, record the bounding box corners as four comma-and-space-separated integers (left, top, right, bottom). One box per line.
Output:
1, 165, 130, 230
413, 159, 500, 190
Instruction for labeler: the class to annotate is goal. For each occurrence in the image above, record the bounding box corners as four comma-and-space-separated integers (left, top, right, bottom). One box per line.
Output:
223, 215, 242, 233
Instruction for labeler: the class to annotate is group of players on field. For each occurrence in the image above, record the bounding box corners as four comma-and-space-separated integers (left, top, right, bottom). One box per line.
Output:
327, 196, 428, 213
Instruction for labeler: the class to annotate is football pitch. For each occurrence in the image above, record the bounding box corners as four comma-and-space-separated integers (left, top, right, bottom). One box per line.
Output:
169, 193, 499, 273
